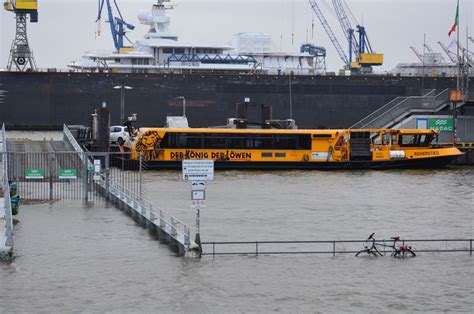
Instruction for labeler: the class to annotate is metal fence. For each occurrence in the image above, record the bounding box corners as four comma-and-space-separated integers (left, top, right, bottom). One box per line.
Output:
2, 151, 144, 203
202, 239, 473, 257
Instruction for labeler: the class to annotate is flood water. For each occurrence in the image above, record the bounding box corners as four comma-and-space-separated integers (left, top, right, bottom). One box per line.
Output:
1, 166, 473, 312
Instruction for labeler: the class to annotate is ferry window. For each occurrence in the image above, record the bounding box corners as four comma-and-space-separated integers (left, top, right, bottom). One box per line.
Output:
174, 48, 185, 54
163, 48, 173, 53
261, 152, 273, 157
273, 135, 297, 149
185, 134, 203, 149
229, 134, 250, 149
298, 135, 311, 149
275, 152, 286, 157
382, 133, 390, 145
371, 133, 381, 145
253, 135, 273, 149
391, 134, 398, 145
313, 134, 332, 139
203, 133, 227, 149
399, 134, 432, 147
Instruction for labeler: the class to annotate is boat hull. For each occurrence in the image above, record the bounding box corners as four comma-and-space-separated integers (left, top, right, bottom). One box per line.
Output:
141, 155, 458, 170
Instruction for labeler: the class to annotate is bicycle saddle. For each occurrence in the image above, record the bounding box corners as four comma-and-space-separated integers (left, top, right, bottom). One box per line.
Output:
390, 236, 400, 241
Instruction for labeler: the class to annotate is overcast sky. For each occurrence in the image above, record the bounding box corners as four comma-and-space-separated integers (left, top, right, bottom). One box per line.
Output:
1, 0, 473, 72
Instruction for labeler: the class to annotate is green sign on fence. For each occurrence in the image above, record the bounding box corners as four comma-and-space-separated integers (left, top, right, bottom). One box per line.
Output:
25, 169, 45, 179
429, 118, 453, 133
59, 169, 77, 179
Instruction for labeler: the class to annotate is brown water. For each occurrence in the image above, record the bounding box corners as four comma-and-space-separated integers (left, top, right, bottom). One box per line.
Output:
1, 168, 473, 312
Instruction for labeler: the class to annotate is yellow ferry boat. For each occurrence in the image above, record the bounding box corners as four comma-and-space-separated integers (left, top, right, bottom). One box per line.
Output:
124, 127, 462, 170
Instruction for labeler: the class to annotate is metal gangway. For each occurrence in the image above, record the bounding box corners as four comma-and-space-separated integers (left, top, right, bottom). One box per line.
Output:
1, 125, 198, 257
0, 124, 13, 260
351, 89, 456, 129
64, 125, 199, 257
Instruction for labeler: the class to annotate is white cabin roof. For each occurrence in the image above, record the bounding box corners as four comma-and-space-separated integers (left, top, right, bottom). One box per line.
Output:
136, 38, 234, 50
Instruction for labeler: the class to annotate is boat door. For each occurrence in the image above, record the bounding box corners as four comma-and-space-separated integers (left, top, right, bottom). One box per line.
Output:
349, 131, 372, 161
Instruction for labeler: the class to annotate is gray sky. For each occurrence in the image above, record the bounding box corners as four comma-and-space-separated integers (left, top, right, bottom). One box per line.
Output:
1, 0, 473, 72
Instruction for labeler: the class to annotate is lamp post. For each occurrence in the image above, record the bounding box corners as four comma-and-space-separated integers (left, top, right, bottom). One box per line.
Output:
177, 96, 186, 117
113, 84, 133, 124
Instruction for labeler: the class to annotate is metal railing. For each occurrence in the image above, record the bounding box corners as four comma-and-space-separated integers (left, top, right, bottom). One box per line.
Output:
202, 238, 473, 257
64, 124, 192, 246
107, 182, 191, 245
351, 89, 451, 129
1, 123, 13, 258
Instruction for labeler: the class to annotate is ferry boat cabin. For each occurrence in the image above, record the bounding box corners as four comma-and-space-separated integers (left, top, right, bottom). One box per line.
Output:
126, 128, 462, 169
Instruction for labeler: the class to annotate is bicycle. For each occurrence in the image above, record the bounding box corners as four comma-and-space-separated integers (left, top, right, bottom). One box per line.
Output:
355, 233, 416, 258
383, 236, 416, 258
355, 233, 383, 257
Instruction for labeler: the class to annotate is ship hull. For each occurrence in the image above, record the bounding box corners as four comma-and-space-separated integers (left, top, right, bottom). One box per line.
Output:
0, 72, 468, 130
141, 155, 458, 170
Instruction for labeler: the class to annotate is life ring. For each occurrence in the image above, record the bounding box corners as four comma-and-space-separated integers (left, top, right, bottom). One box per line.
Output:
303, 154, 309, 162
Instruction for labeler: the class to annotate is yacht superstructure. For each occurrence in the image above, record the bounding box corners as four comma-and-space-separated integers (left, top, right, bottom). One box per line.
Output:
69, 0, 324, 75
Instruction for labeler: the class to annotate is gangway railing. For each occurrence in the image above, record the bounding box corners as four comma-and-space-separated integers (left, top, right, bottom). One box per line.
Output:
351, 89, 452, 129
1, 123, 13, 259
63, 124, 196, 256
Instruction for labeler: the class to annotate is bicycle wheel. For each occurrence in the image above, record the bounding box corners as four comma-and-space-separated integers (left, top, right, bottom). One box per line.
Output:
394, 248, 416, 258
355, 249, 378, 257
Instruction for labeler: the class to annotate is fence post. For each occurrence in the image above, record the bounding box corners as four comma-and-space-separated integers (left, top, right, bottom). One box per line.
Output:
139, 152, 143, 201
82, 152, 88, 203
470, 239, 472, 256
49, 152, 53, 200
105, 153, 110, 201
256, 241, 258, 257
333, 241, 336, 257
212, 242, 215, 258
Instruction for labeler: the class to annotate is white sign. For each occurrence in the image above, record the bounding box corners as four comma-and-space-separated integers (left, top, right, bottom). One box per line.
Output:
182, 160, 214, 181
94, 159, 101, 173
191, 181, 206, 191
311, 152, 328, 160
192, 190, 205, 200
192, 199, 205, 210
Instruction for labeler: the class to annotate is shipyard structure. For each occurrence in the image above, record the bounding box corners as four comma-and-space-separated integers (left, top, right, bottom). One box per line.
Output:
1, 0, 473, 167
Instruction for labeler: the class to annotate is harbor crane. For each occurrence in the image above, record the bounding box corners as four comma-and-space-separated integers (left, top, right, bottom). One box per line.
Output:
410, 46, 424, 63
423, 44, 434, 53
309, 0, 383, 73
3, 0, 38, 71
96, 0, 135, 52
308, 0, 349, 67
437, 41, 457, 64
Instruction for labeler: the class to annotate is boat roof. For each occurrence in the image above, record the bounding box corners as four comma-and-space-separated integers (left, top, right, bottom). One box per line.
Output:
137, 128, 437, 134
137, 38, 234, 50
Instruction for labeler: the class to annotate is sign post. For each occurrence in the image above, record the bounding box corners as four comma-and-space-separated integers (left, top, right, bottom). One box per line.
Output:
182, 160, 214, 256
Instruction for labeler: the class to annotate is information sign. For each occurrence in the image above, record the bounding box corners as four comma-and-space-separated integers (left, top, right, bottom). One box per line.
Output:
428, 118, 453, 133
182, 160, 214, 181
191, 190, 205, 200
25, 169, 45, 179
59, 169, 77, 179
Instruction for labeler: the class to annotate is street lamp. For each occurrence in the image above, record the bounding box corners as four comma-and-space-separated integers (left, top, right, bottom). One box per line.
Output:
113, 84, 133, 124
177, 96, 186, 117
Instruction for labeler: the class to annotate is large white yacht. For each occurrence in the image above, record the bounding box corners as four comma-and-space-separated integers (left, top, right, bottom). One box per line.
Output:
69, 0, 326, 75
